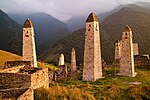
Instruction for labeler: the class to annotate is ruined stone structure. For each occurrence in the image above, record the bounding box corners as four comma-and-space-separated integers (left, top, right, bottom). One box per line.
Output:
0, 67, 49, 89
71, 48, 77, 73
0, 88, 33, 100
119, 25, 136, 77
133, 43, 139, 55
115, 42, 139, 60
56, 65, 68, 80
0, 67, 49, 99
134, 54, 150, 69
83, 13, 102, 81
0, 18, 49, 100
58, 54, 65, 66
115, 40, 121, 60
23, 18, 37, 67
4, 61, 31, 69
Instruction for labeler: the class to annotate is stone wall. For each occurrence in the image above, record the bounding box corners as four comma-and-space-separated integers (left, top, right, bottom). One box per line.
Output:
31, 68, 49, 89
0, 73, 31, 89
0, 66, 23, 73
134, 55, 150, 69
119, 26, 136, 77
133, 43, 139, 55
17, 88, 33, 100
115, 42, 138, 60
56, 65, 67, 80
0, 66, 49, 100
4, 61, 31, 69
48, 69, 56, 82
0, 67, 49, 89
83, 13, 102, 81
23, 19, 37, 67
0, 88, 33, 100
0, 88, 28, 99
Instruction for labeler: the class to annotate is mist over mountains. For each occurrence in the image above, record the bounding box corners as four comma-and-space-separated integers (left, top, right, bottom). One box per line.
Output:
9, 13, 69, 53
40, 3, 150, 64
0, 2, 150, 65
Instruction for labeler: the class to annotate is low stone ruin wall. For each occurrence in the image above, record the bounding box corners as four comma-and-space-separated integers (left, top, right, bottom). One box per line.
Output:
31, 68, 49, 89
0, 66, 23, 73
56, 65, 68, 80
134, 55, 150, 69
17, 88, 33, 100
0, 73, 31, 89
0, 88, 33, 100
4, 61, 31, 69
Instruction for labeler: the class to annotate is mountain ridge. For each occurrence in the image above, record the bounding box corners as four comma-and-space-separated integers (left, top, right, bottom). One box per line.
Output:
0, 9, 22, 55
40, 4, 150, 64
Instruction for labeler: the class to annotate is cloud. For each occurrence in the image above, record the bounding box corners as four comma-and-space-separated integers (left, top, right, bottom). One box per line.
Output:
0, 0, 149, 21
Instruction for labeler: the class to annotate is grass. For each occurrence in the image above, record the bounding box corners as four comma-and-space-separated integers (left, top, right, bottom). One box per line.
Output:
35, 85, 95, 100
0, 50, 22, 69
0, 50, 58, 71
0, 50, 149, 99
37, 62, 58, 71
35, 67, 150, 100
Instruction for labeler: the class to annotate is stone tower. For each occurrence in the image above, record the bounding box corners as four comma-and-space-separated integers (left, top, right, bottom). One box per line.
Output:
71, 48, 77, 73
58, 54, 65, 66
83, 13, 102, 81
133, 43, 139, 55
22, 18, 37, 67
119, 25, 136, 77
115, 40, 121, 60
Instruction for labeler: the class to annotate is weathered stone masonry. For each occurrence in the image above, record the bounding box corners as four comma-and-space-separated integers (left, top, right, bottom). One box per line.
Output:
71, 48, 77, 74
119, 25, 136, 77
0, 67, 49, 99
22, 18, 37, 67
83, 13, 102, 81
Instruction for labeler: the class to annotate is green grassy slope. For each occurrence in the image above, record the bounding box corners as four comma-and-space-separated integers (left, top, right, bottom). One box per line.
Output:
35, 67, 150, 100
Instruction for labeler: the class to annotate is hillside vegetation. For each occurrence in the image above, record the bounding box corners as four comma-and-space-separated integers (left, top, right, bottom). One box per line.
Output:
9, 12, 69, 54
0, 50, 22, 69
40, 5, 150, 64
35, 67, 150, 100
0, 9, 22, 55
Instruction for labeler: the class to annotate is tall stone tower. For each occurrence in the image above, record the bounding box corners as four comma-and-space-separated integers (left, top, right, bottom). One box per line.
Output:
58, 54, 65, 66
22, 18, 37, 67
115, 40, 121, 60
71, 48, 77, 73
83, 13, 102, 81
119, 25, 136, 77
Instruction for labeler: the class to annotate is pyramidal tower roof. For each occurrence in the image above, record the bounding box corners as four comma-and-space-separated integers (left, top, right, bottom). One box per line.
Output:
86, 13, 99, 22
72, 48, 75, 52
123, 25, 131, 32
23, 18, 33, 28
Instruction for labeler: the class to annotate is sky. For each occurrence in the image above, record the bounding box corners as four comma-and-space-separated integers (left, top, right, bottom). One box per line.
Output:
0, 0, 150, 21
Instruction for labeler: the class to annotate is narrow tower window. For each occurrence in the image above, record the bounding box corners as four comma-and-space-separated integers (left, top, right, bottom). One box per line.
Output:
95, 24, 98, 31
